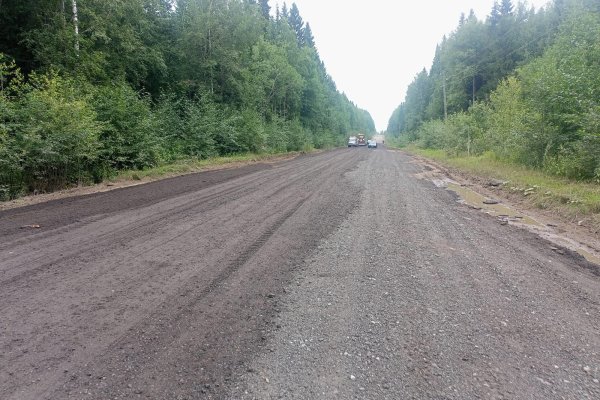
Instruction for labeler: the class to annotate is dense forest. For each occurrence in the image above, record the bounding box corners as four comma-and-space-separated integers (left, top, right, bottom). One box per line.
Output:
0, 0, 375, 199
387, 0, 600, 181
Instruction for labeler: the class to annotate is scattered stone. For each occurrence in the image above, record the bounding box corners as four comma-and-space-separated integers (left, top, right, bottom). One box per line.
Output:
483, 199, 500, 205
350, 375, 356, 381
536, 377, 552, 386
20, 224, 41, 229
583, 366, 591, 373
488, 179, 505, 187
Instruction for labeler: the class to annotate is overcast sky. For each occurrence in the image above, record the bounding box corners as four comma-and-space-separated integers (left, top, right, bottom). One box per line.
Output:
272, 0, 551, 131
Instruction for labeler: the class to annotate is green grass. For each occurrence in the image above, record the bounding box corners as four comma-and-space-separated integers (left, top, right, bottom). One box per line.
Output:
110, 151, 303, 183
403, 146, 600, 222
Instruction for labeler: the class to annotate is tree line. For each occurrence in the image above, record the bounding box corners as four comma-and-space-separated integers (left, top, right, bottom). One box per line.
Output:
0, 0, 375, 199
387, 0, 600, 181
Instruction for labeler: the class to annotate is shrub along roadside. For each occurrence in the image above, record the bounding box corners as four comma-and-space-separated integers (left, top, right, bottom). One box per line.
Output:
387, 2, 600, 183
0, 66, 340, 202
397, 145, 600, 227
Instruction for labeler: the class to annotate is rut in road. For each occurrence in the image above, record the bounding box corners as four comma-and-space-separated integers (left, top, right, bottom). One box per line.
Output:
0, 149, 365, 400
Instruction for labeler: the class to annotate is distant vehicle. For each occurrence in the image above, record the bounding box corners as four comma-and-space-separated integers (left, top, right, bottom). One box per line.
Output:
367, 139, 377, 148
348, 136, 358, 147
357, 134, 367, 146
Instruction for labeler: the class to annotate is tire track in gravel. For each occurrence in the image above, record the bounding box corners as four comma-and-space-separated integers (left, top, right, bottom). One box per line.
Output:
0, 150, 347, 288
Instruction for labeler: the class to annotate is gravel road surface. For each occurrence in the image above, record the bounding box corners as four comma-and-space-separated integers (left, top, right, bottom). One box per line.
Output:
1, 147, 598, 399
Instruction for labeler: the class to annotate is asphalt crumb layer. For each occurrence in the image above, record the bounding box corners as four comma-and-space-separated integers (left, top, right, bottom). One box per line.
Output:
0, 149, 365, 399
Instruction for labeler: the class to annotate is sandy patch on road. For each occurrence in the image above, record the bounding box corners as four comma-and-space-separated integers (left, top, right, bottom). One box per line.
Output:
409, 153, 600, 267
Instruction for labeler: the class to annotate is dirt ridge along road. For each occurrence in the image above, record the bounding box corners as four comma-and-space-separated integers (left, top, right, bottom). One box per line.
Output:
0, 149, 367, 399
233, 148, 600, 399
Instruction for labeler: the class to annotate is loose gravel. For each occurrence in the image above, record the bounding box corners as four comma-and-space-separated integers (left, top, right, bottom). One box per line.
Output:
232, 149, 599, 399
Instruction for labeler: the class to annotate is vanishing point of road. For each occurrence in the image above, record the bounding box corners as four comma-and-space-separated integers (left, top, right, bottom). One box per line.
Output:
1, 147, 598, 399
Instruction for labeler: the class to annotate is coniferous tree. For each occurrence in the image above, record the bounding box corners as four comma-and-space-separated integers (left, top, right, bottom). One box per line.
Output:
0, 0, 377, 199
500, 0, 514, 16
489, 1, 501, 26
281, 2, 289, 20
468, 9, 476, 22
386, 0, 600, 180
259, 0, 270, 20
289, 3, 305, 46
304, 22, 315, 48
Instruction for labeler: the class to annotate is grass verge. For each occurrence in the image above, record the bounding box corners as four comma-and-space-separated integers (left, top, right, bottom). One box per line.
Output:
401, 145, 600, 226
111, 152, 297, 182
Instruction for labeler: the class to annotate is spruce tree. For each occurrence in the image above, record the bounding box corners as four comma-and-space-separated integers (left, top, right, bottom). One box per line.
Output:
259, 0, 270, 20
281, 2, 289, 20
304, 22, 315, 48
489, 1, 501, 26
500, 0, 514, 16
289, 3, 305, 46
468, 9, 477, 22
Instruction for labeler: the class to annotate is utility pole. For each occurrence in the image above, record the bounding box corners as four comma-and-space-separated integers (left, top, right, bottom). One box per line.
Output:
442, 72, 448, 121
72, 0, 80, 54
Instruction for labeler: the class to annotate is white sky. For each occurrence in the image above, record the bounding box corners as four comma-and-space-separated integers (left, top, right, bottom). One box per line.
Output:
271, 0, 551, 131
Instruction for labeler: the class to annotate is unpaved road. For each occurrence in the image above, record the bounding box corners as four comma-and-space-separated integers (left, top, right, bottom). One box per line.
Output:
1, 148, 599, 399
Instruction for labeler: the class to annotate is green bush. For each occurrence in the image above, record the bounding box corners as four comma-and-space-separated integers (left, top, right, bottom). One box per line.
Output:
0, 70, 101, 195
91, 82, 161, 171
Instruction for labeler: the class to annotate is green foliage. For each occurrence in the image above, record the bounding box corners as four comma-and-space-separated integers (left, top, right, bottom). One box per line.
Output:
0, 0, 376, 199
483, 77, 532, 162
92, 82, 161, 171
0, 70, 101, 197
390, 0, 600, 182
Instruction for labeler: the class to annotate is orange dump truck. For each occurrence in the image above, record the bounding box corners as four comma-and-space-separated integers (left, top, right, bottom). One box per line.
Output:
357, 134, 366, 146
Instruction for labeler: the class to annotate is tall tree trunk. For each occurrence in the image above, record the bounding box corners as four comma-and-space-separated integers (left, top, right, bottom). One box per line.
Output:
61, 0, 66, 27
208, 0, 214, 94
72, 0, 80, 54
